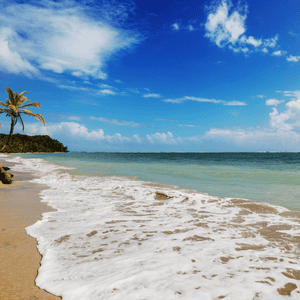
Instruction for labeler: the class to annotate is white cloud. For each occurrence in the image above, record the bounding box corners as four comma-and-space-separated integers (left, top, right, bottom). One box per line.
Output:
188, 25, 194, 31
272, 50, 286, 56
283, 91, 300, 97
99, 89, 116, 95
89, 116, 143, 127
146, 132, 177, 144
58, 84, 91, 91
172, 23, 180, 31
205, 0, 278, 55
0, 27, 40, 76
204, 126, 299, 149
98, 84, 115, 89
224, 101, 247, 106
201, 90, 300, 150
24, 121, 137, 143
143, 93, 161, 98
265, 99, 284, 106
164, 96, 246, 106
0, 0, 141, 78
287, 55, 300, 62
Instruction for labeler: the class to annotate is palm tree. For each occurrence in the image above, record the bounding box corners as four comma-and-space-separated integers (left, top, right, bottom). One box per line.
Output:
0, 87, 45, 150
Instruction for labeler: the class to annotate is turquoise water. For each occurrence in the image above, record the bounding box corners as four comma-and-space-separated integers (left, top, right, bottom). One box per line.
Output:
10, 152, 300, 211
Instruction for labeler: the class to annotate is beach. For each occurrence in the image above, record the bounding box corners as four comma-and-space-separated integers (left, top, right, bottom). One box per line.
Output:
0, 157, 62, 300
2, 153, 300, 299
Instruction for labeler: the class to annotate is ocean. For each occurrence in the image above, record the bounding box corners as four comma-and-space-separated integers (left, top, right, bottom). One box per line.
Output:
3, 152, 300, 299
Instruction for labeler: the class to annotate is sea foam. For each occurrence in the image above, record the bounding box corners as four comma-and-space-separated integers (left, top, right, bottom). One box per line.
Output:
5, 155, 300, 299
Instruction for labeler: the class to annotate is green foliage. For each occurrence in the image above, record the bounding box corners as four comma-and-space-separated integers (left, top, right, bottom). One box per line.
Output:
0, 134, 69, 153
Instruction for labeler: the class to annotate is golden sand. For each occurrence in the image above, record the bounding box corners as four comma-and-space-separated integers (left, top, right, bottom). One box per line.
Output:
0, 159, 61, 300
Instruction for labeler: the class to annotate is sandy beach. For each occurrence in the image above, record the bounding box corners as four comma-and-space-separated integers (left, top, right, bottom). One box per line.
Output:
0, 157, 61, 300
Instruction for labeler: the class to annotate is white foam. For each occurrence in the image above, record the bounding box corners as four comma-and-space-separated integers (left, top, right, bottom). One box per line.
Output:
6, 156, 300, 299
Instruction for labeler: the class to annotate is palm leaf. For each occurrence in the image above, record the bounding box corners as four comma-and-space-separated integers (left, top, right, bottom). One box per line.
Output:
0, 101, 8, 107
18, 91, 28, 98
19, 108, 33, 114
3, 87, 14, 102
31, 113, 45, 125
7, 105, 18, 113
6, 98, 12, 106
19, 114, 25, 132
19, 109, 46, 125
20, 102, 41, 109
18, 96, 30, 106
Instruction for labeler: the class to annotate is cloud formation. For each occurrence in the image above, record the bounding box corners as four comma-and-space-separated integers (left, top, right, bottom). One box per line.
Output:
265, 99, 284, 106
0, 0, 141, 78
204, 91, 300, 150
143, 93, 161, 98
205, 0, 278, 55
164, 96, 246, 106
146, 132, 177, 144
89, 116, 143, 127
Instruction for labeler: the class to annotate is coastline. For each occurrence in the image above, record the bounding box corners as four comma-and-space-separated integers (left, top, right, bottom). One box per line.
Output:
0, 156, 61, 299
2, 153, 300, 298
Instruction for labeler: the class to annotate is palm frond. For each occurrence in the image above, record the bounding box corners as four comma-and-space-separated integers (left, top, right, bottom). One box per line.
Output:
0, 101, 8, 107
19, 91, 28, 98
0, 108, 9, 113
19, 109, 46, 125
7, 105, 18, 114
3, 87, 15, 102
31, 113, 45, 125
18, 114, 25, 132
6, 98, 12, 106
18, 96, 30, 106
19, 108, 33, 114
20, 102, 41, 109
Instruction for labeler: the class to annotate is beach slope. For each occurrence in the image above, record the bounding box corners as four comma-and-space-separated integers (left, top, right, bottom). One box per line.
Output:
0, 158, 61, 299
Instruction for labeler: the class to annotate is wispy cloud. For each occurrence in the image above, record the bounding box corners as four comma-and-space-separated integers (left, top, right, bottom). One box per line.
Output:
178, 124, 202, 128
58, 84, 91, 91
265, 99, 284, 106
98, 84, 116, 90
272, 50, 286, 56
204, 0, 278, 55
99, 89, 117, 95
172, 23, 180, 31
143, 93, 161, 98
163, 96, 246, 106
115, 79, 124, 84
204, 91, 300, 149
0, 0, 142, 79
89, 116, 143, 127
288, 31, 299, 38
223, 101, 247, 106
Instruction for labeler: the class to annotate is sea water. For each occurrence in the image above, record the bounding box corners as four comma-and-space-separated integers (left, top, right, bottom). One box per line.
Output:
3, 152, 300, 299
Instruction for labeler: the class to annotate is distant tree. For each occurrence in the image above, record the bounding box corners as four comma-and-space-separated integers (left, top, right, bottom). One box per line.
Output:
0, 87, 45, 150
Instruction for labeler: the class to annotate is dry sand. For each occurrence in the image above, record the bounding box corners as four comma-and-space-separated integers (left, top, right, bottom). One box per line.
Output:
0, 158, 62, 300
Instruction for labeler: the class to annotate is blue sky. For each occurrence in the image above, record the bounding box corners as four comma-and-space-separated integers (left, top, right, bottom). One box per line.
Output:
1, 0, 300, 152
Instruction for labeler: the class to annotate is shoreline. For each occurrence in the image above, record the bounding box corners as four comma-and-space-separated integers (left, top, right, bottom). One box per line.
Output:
0, 156, 62, 299
3, 154, 300, 298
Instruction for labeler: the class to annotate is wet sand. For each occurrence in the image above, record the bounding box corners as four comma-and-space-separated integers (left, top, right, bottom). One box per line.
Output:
0, 158, 62, 300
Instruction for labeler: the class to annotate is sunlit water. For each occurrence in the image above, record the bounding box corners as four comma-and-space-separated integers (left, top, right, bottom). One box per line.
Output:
2, 152, 300, 299
9, 152, 300, 211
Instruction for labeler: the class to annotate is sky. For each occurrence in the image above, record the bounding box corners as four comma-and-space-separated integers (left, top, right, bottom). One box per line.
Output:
1, 0, 300, 152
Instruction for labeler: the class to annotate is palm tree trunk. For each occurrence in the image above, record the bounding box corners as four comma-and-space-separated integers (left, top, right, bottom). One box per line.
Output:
6, 117, 15, 146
